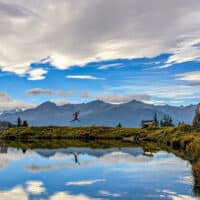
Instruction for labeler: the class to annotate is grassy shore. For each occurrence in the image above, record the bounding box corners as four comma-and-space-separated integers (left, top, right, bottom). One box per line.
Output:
0, 126, 143, 140
0, 124, 200, 161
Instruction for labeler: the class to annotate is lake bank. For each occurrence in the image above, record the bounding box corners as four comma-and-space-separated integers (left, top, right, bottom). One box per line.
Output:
1, 124, 200, 161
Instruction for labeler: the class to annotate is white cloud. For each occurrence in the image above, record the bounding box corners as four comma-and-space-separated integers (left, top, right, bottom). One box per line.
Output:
161, 190, 197, 200
0, 0, 200, 76
98, 152, 152, 164
107, 84, 200, 103
28, 68, 47, 80
0, 185, 100, 200
66, 75, 104, 80
81, 91, 152, 104
26, 181, 45, 195
81, 91, 93, 98
0, 92, 33, 111
166, 39, 200, 67
98, 93, 152, 104
156, 64, 172, 69
51, 100, 71, 106
26, 88, 74, 97
98, 63, 123, 70
0, 186, 28, 200
169, 195, 197, 200
66, 179, 105, 186
49, 192, 100, 200
26, 88, 52, 95
0, 149, 36, 169
26, 162, 75, 172
98, 190, 121, 197
147, 85, 200, 99
176, 71, 200, 82
177, 176, 193, 185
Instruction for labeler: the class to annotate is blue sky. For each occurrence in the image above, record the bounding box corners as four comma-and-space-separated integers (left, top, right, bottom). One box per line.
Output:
1, 54, 200, 108
0, 0, 200, 110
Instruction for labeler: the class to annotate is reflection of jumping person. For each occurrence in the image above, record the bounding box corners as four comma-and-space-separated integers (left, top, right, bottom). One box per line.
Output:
72, 152, 80, 165
70, 111, 80, 122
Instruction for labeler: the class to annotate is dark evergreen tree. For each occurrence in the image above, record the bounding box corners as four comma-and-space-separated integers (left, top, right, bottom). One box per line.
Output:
17, 117, 22, 127
160, 115, 173, 127
153, 112, 158, 126
117, 122, 122, 128
22, 120, 28, 127
169, 117, 173, 126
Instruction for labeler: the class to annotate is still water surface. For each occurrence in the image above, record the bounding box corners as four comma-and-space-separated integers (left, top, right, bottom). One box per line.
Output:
0, 144, 196, 200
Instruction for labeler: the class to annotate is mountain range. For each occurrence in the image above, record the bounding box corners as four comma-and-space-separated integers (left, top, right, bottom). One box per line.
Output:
0, 100, 197, 127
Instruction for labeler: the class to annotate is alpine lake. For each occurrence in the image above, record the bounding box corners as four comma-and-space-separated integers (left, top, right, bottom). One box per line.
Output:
0, 139, 199, 200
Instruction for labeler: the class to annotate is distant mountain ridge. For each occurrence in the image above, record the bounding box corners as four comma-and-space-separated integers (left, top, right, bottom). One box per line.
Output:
0, 108, 23, 115
0, 100, 197, 127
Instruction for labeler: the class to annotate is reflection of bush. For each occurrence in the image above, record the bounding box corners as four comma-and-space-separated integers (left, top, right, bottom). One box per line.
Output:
0, 139, 160, 153
192, 160, 200, 196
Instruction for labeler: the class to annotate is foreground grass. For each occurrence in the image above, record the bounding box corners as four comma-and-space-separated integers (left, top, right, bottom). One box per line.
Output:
0, 126, 144, 140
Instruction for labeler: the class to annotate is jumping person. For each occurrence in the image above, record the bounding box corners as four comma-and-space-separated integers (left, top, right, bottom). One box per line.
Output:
70, 111, 80, 122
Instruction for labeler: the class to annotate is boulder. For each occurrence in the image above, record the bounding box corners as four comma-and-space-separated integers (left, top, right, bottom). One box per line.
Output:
193, 103, 200, 128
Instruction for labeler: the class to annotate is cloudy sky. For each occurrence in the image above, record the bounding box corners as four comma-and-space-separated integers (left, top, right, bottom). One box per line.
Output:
0, 0, 200, 110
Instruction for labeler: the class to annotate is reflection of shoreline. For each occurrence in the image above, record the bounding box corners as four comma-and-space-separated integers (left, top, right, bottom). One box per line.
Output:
26, 148, 154, 172
34, 147, 145, 158
0, 145, 159, 175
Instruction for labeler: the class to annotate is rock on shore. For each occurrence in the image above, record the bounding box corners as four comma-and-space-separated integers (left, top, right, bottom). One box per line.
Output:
193, 103, 200, 128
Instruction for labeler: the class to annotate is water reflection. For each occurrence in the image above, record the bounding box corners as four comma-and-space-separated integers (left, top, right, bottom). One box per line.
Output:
0, 143, 197, 200
192, 160, 200, 196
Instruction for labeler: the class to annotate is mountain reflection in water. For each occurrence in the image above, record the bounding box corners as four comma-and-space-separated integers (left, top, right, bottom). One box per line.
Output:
0, 144, 198, 200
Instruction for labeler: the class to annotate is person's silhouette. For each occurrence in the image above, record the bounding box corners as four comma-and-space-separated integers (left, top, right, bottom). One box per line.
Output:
70, 111, 80, 122
72, 152, 80, 165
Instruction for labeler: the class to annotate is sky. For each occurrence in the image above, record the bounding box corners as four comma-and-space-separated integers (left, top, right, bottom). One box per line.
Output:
0, 0, 200, 111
